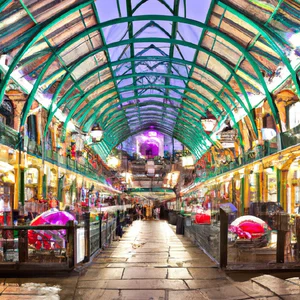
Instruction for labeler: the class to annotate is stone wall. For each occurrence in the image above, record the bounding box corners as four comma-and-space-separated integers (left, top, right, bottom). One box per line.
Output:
185, 222, 220, 262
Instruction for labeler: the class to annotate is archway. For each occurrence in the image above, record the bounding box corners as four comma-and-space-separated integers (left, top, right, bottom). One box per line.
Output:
139, 141, 159, 159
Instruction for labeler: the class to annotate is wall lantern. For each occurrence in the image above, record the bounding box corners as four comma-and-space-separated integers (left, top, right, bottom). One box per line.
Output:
90, 124, 103, 142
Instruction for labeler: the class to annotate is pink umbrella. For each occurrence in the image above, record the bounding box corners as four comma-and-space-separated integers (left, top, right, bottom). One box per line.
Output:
31, 209, 75, 226
29, 209, 75, 250
229, 216, 269, 240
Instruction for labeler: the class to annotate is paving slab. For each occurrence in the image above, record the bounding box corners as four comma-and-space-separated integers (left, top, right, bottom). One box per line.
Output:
188, 267, 226, 279
235, 281, 275, 298
200, 285, 249, 300
79, 268, 124, 280
107, 262, 170, 268
77, 279, 188, 290
122, 267, 167, 279
127, 257, 168, 263
74, 289, 120, 300
252, 275, 300, 296
119, 290, 165, 300
167, 268, 192, 279
185, 279, 230, 289
168, 290, 207, 300
94, 257, 128, 263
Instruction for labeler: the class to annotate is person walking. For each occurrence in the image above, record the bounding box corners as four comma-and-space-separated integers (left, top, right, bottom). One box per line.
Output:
116, 210, 123, 241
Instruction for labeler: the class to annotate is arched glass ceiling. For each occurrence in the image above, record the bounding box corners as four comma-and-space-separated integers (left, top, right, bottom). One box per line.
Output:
0, 0, 299, 160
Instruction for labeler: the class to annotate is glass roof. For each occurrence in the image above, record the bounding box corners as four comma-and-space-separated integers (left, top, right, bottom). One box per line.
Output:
0, 0, 299, 160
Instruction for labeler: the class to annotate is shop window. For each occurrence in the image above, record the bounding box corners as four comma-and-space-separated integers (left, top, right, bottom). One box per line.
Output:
27, 115, 37, 141
287, 101, 300, 130
0, 97, 14, 127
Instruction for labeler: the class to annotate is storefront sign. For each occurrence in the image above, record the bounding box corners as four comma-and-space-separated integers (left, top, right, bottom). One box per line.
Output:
217, 130, 237, 142
201, 119, 217, 132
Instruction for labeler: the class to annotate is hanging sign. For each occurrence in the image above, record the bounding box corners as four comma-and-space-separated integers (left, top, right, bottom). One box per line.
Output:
216, 130, 237, 148
201, 119, 217, 132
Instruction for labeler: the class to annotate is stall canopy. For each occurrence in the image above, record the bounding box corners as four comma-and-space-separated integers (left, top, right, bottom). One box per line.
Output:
0, 0, 299, 160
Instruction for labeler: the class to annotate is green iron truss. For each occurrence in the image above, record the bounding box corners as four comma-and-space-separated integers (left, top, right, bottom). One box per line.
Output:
0, 0, 299, 161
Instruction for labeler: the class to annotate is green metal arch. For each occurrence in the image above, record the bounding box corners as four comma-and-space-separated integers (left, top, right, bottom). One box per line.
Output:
88, 94, 218, 149
63, 80, 223, 132
102, 109, 215, 153
109, 121, 205, 157
119, 124, 209, 157
103, 102, 210, 145
107, 113, 199, 143
0, 0, 12, 12
56, 72, 221, 124
0, 0, 94, 104
87, 94, 206, 128
45, 47, 252, 121
63, 64, 251, 129
105, 109, 211, 150
0, 8, 290, 157
82, 82, 244, 146
75, 71, 257, 136
217, 0, 300, 97
8, 15, 280, 130
110, 120, 199, 149
100, 100, 204, 133
105, 124, 196, 154
62, 83, 221, 131
86, 94, 214, 142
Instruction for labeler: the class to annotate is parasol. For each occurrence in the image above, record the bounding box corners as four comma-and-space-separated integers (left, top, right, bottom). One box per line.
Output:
29, 209, 75, 250
229, 215, 269, 240
231, 215, 267, 227
31, 209, 75, 226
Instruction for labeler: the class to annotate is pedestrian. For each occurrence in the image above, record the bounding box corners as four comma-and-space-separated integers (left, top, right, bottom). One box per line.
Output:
116, 210, 123, 241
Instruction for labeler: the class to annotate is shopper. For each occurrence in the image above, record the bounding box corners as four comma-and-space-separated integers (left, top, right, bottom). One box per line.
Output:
116, 210, 123, 241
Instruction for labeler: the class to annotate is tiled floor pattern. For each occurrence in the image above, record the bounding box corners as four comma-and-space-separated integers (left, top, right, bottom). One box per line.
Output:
0, 220, 300, 299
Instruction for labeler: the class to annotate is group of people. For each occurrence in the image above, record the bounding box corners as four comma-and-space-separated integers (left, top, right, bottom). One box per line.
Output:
130, 204, 161, 220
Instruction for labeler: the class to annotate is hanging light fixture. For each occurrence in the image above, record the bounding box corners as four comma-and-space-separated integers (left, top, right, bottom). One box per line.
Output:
90, 124, 103, 142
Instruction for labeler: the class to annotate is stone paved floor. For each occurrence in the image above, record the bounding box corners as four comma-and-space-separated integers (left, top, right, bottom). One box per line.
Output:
0, 220, 300, 299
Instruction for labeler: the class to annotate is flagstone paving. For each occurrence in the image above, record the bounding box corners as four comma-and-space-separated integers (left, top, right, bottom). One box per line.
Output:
0, 220, 300, 299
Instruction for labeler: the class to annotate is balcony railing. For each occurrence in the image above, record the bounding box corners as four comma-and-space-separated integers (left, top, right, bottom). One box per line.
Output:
194, 141, 279, 184
26, 148, 107, 184
0, 123, 19, 149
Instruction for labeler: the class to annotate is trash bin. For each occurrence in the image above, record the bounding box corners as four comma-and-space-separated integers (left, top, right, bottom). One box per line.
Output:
176, 214, 184, 235
168, 211, 178, 225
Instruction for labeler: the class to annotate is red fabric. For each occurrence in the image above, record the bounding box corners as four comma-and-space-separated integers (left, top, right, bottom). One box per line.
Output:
195, 213, 211, 224
239, 221, 264, 234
